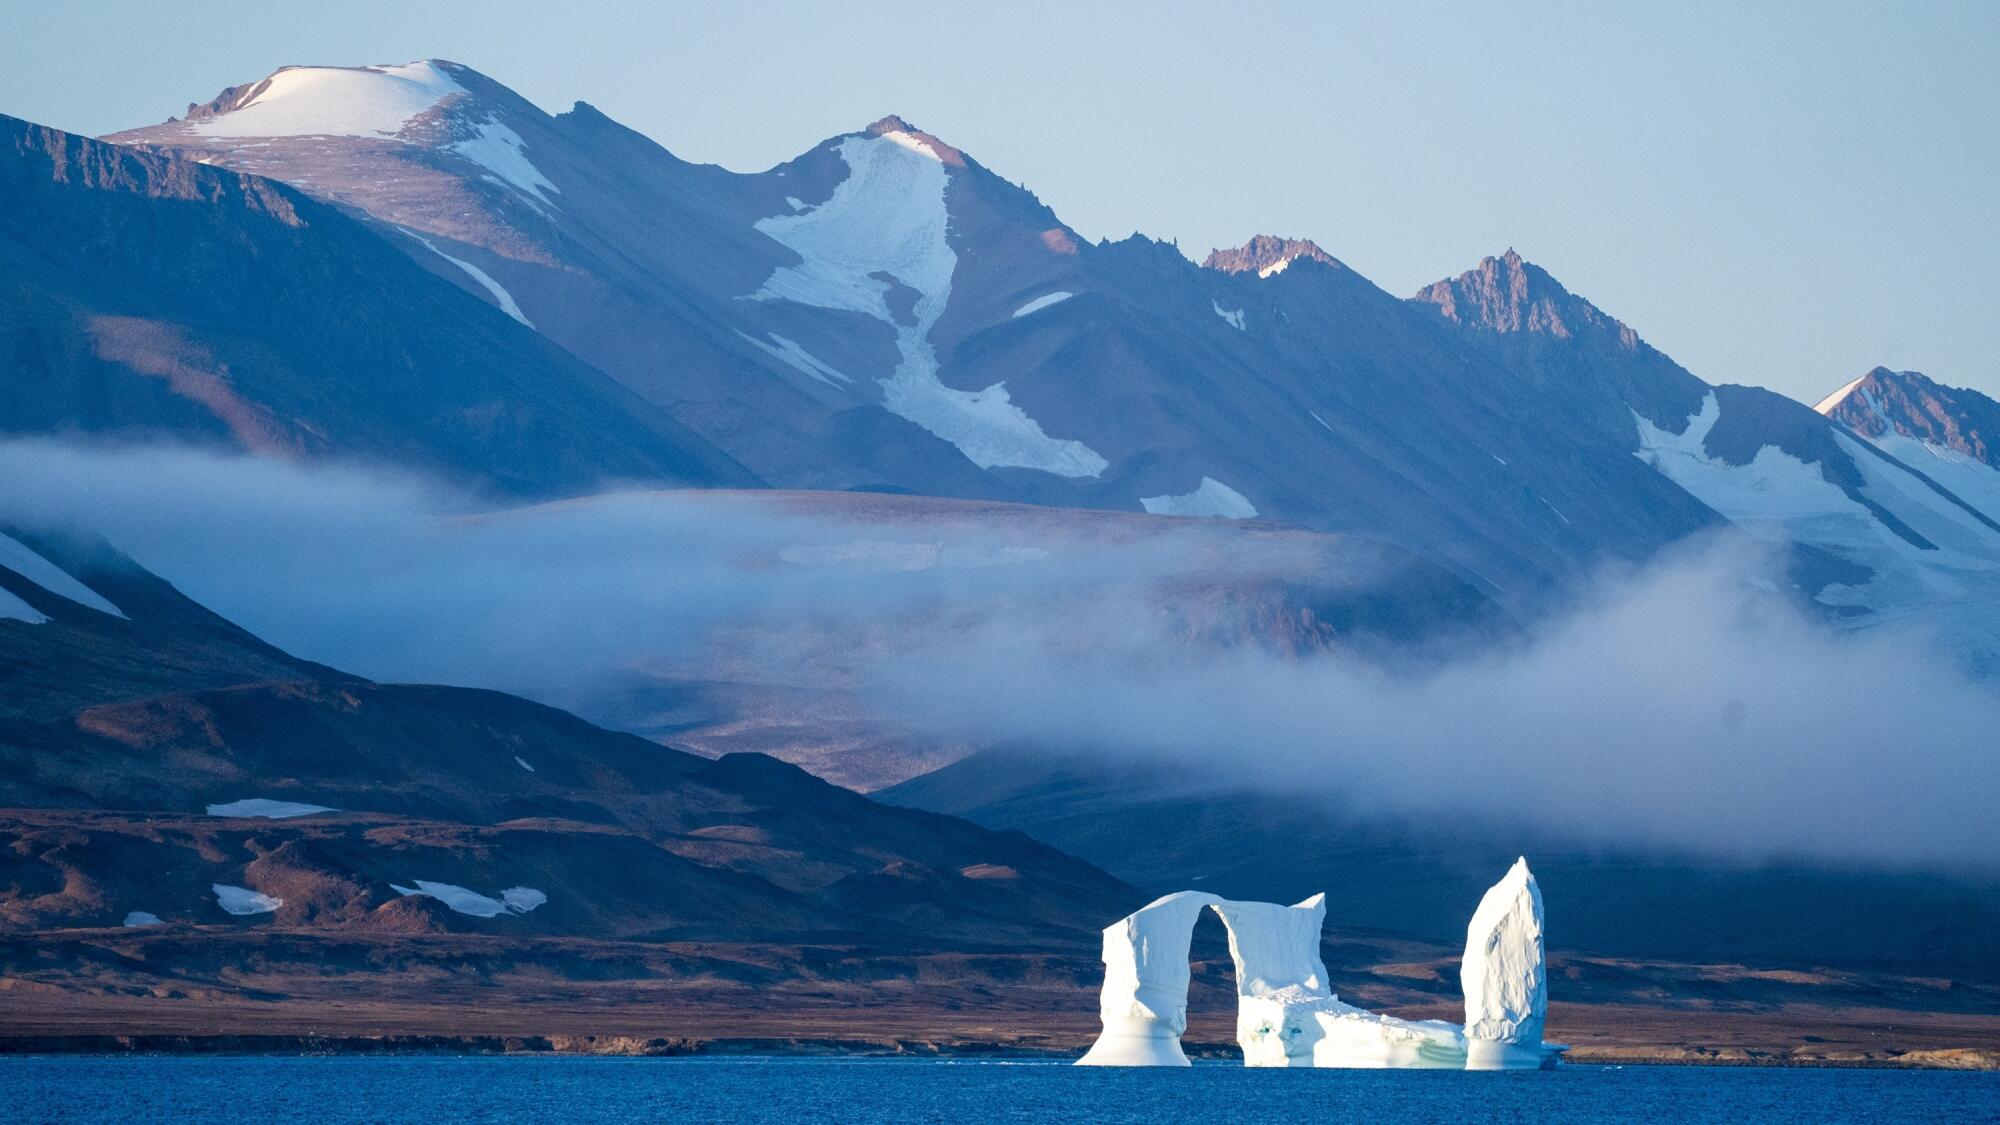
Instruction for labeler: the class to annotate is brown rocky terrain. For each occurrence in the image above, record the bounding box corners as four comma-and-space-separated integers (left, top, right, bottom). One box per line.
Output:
1, 924, 1993, 1067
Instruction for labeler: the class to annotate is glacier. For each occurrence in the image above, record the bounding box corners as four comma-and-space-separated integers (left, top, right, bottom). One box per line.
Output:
1076, 858, 1560, 1070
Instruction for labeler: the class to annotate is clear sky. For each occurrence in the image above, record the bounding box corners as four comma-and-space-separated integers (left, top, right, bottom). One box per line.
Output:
5, 1, 1995, 403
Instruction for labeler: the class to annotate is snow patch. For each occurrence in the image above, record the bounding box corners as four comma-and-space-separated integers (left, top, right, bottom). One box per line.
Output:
0, 588, 47, 625
749, 133, 1107, 478
1012, 292, 1074, 318
1141, 478, 1258, 519
190, 62, 464, 140
1212, 301, 1246, 330
502, 887, 548, 913
1258, 257, 1294, 279
785, 195, 806, 211
739, 331, 850, 387
403, 231, 533, 327
206, 798, 336, 819
213, 884, 282, 916
391, 880, 546, 918
1813, 374, 1869, 414
122, 911, 163, 928
1635, 392, 2000, 626
1865, 432, 2000, 528
514, 756, 536, 773
447, 117, 560, 210
0, 532, 126, 618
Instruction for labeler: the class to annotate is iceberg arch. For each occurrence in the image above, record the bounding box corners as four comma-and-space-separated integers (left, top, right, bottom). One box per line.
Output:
1075, 858, 1562, 1070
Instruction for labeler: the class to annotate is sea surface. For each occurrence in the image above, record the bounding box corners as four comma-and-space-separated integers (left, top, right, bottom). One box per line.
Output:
4, 1056, 1997, 1123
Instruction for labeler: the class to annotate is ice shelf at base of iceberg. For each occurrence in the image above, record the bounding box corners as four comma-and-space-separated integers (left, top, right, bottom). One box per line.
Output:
1309, 1009, 1468, 1069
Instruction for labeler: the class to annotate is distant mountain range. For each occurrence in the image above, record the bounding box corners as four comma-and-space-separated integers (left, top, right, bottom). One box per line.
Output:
90, 61, 2000, 648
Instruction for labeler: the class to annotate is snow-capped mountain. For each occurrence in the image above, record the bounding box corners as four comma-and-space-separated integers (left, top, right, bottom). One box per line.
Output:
1818, 367, 2000, 503
1415, 252, 2000, 669
107, 62, 1722, 606
2, 112, 753, 496
93, 60, 2000, 661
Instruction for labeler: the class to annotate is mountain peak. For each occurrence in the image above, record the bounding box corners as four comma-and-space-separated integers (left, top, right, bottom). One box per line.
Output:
1816, 367, 2000, 468
149, 60, 482, 142
1414, 251, 1640, 350
1202, 235, 1340, 278
862, 114, 965, 165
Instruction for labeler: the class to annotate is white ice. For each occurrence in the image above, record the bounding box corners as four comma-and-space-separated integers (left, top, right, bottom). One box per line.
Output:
1078, 860, 1559, 1070
390, 880, 546, 918
404, 231, 534, 327
514, 756, 536, 773
739, 331, 851, 387
0, 532, 126, 617
1011, 292, 1074, 318
205, 798, 336, 819
122, 911, 163, 927
448, 117, 561, 209
750, 132, 1108, 478
190, 62, 464, 140
1461, 857, 1555, 1069
1212, 301, 1246, 331
1141, 477, 1258, 519
213, 884, 282, 916
1215, 895, 1335, 1067
1075, 891, 1218, 1066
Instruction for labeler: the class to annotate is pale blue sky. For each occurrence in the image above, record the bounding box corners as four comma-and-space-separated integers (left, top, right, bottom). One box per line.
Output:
5, 1, 1995, 402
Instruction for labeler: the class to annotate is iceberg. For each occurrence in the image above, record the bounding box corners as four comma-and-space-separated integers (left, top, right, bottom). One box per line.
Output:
1212, 894, 1336, 1067
1075, 891, 1219, 1066
1075, 857, 1562, 1070
1460, 856, 1562, 1069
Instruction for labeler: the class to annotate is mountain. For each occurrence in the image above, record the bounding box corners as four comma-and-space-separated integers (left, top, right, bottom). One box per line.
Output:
100, 64, 2000, 646
1201, 235, 1341, 278
0, 523, 1136, 947
108, 64, 1729, 607
1817, 367, 2000, 509
1415, 253, 2000, 668
2, 112, 755, 497
882, 745, 2000, 969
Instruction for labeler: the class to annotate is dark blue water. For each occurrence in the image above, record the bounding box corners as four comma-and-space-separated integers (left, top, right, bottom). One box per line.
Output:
3, 1056, 1996, 1124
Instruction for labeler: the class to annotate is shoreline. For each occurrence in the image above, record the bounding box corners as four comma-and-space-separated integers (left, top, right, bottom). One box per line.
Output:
1, 1035, 1993, 1070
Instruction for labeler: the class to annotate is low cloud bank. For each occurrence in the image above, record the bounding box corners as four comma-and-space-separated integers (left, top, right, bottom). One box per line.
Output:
3, 439, 1994, 868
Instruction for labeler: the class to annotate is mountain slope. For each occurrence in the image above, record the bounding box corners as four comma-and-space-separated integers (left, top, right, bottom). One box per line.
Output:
0, 525, 1135, 946
2, 112, 756, 497
1817, 367, 2000, 519
1415, 252, 2000, 666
